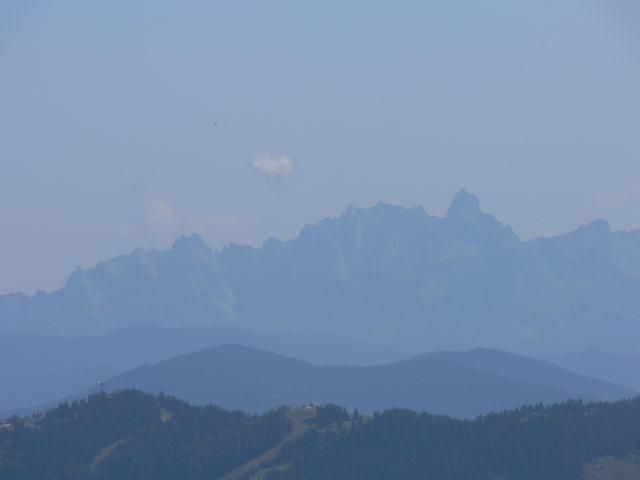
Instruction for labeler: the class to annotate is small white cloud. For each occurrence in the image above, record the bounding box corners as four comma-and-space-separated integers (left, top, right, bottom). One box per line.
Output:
140, 199, 176, 229
107, 199, 177, 240
250, 154, 293, 180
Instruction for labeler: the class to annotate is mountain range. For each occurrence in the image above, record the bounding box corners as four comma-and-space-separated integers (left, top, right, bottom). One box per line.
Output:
0, 324, 408, 413
54, 344, 637, 419
2, 189, 638, 357
2, 324, 639, 417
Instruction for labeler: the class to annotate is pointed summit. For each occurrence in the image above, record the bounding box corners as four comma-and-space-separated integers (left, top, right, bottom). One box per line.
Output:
573, 219, 613, 247
446, 189, 481, 219
172, 233, 207, 249
444, 189, 520, 247
170, 234, 214, 262
583, 218, 611, 233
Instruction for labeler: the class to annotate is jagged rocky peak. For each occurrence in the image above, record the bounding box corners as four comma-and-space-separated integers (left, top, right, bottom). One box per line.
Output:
261, 236, 286, 251
541, 219, 613, 248
446, 188, 482, 219
340, 202, 430, 228
443, 189, 520, 247
169, 233, 215, 262
172, 233, 207, 248
561, 218, 614, 250
64, 266, 87, 288
580, 218, 611, 234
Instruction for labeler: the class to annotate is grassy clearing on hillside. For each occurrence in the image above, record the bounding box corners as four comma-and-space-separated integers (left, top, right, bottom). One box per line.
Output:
285, 407, 317, 431
219, 408, 317, 480
160, 408, 172, 423
90, 400, 172, 468
90, 440, 125, 468
583, 454, 640, 480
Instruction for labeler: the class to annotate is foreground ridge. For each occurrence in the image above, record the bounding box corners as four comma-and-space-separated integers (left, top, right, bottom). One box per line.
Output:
1, 389, 639, 480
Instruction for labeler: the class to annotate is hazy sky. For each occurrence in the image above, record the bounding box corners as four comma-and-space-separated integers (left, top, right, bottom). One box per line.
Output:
1, 1, 639, 295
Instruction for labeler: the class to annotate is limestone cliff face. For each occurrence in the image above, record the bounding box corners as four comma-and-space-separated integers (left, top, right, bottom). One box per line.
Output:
1, 190, 638, 356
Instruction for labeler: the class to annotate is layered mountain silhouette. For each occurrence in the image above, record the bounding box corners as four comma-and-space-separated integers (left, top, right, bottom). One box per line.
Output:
546, 349, 640, 392
63, 345, 636, 418
0, 324, 408, 413
1, 189, 638, 355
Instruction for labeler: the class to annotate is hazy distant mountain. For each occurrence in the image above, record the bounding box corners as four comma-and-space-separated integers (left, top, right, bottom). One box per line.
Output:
546, 349, 640, 392
78, 345, 636, 418
1, 189, 638, 355
0, 324, 408, 413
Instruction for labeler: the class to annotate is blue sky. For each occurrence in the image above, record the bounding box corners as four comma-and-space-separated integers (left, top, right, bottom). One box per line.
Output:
1, 1, 639, 295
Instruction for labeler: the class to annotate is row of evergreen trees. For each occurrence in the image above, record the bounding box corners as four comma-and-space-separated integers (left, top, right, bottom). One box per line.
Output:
2, 390, 639, 479
264, 398, 640, 480
0, 389, 291, 480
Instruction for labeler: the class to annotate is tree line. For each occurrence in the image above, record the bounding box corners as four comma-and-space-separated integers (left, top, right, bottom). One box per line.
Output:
0, 389, 291, 480
2, 390, 638, 479
264, 398, 640, 480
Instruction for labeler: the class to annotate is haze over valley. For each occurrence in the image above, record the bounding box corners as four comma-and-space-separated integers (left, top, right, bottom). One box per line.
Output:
1, 191, 638, 418
2, 2, 639, 478
2, 190, 638, 355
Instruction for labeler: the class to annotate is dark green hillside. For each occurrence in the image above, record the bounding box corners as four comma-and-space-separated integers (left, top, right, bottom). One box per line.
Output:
0, 389, 291, 480
2, 390, 639, 480
264, 398, 640, 480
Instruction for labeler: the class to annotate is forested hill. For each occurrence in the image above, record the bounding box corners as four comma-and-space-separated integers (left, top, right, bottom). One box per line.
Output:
0, 390, 291, 480
266, 399, 640, 480
1, 389, 639, 480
